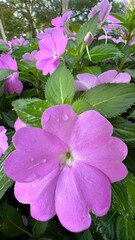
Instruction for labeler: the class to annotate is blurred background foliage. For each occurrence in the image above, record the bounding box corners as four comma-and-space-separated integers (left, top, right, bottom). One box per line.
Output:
0, 0, 125, 40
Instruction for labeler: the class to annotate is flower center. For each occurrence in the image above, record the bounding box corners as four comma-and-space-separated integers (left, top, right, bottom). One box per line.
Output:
53, 53, 58, 59
60, 151, 74, 169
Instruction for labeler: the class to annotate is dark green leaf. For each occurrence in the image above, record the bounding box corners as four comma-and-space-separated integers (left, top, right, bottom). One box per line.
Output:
110, 13, 127, 22
129, 109, 135, 119
111, 117, 135, 142
88, 44, 123, 62
84, 83, 135, 118
125, 173, 135, 215
12, 98, 49, 127
32, 221, 48, 239
0, 145, 14, 199
124, 69, 135, 79
80, 66, 102, 76
79, 229, 94, 240
116, 215, 135, 240
45, 64, 74, 105
0, 69, 15, 81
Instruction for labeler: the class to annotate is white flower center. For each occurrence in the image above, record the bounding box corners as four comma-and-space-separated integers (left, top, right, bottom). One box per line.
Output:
60, 151, 75, 169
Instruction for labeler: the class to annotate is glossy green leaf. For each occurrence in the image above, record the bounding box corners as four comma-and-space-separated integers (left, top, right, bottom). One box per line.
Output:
111, 117, 135, 142
75, 13, 98, 47
116, 215, 135, 240
0, 145, 14, 199
125, 173, 135, 215
0, 43, 9, 52
110, 13, 127, 22
0, 68, 15, 81
72, 98, 92, 114
45, 64, 74, 105
88, 44, 123, 62
12, 98, 49, 127
80, 66, 102, 76
32, 221, 48, 239
84, 83, 135, 118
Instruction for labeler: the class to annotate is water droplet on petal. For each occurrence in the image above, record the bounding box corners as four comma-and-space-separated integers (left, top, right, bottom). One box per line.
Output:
44, 114, 50, 123
31, 157, 34, 161
63, 114, 69, 121
41, 158, 46, 163
56, 118, 60, 122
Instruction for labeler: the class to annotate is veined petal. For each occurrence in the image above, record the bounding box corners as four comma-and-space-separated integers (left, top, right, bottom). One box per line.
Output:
98, 70, 118, 84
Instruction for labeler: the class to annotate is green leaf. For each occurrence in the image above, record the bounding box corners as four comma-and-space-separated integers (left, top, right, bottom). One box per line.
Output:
32, 221, 48, 239
75, 13, 98, 47
12, 98, 49, 127
87, 44, 123, 62
0, 68, 15, 81
45, 64, 74, 105
116, 215, 135, 240
125, 173, 135, 215
129, 109, 135, 119
0, 43, 9, 52
0, 204, 31, 238
72, 98, 92, 114
124, 69, 135, 79
0, 145, 14, 199
124, 148, 135, 174
79, 229, 94, 240
80, 66, 102, 76
110, 13, 127, 22
84, 83, 135, 118
111, 181, 132, 216
110, 117, 135, 142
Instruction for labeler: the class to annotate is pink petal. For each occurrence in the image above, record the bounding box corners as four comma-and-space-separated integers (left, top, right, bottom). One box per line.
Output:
72, 136, 128, 182
55, 167, 91, 232
98, 70, 118, 84
112, 73, 131, 83
76, 73, 98, 90
52, 29, 67, 56
36, 59, 49, 71
4, 127, 67, 182
73, 162, 111, 216
34, 50, 52, 61
14, 118, 29, 131
51, 16, 61, 27
41, 105, 78, 146
39, 34, 56, 53
70, 110, 113, 150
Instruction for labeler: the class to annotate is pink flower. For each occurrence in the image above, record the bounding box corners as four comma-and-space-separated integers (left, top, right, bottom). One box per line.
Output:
84, 32, 93, 45
104, 15, 121, 33
75, 70, 131, 91
14, 118, 29, 131
37, 11, 72, 40
35, 29, 67, 75
11, 37, 29, 48
88, 0, 112, 28
0, 126, 8, 157
20, 50, 37, 64
0, 55, 23, 94
99, 35, 124, 44
4, 105, 128, 232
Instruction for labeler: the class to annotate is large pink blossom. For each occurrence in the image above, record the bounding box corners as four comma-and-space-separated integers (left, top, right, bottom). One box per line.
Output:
75, 70, 131, 91
0, 55, 23, 94
4, 105, 128, 232
35, 29, 67, 75
88, 0, 112, 28
0, 126, 8, 157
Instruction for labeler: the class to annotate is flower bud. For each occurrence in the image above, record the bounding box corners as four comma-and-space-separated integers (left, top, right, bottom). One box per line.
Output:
84, 32, 93, 45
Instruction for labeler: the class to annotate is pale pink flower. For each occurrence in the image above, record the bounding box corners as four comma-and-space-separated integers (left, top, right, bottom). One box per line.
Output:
35, 29, 67, 75
0, 126, 8, 157
14, 118, 29, 131
0, 55, 23, 94
11, 37, 29, 48
20, 50, 37, 64
4, 105, 128, 232
88, 0, 112, 28
75, 70, 131, 91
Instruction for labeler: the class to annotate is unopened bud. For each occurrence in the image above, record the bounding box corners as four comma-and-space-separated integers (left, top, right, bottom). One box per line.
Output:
84, 32, 93, 45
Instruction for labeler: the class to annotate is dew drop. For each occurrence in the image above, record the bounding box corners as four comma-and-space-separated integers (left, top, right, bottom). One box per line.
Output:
63, 114, 69, 121
41, 158, 46, 163
44, 114, 50, 123
56, 118, 60, 122
31, 157, 34, 161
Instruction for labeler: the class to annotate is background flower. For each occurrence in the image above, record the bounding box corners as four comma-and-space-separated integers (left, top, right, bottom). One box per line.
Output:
0, 126, 8, 157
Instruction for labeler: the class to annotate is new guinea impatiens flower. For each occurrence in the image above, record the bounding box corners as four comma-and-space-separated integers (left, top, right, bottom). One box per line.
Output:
0, 126, 8, 157
11, 37, 29, 47
20, 50, 37, 64
35, 29, 67, 75
0, 55, 23, 94
88, 0, 112, 28
75, 70, 131, 91
4, 105, 128, 232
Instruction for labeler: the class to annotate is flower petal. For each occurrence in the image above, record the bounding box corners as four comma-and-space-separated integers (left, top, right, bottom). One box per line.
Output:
73, 136, 128, 182
112, 73, 131, 83
41, 105, 78, 146
15, 167, 60, 221
4, 128, 67, 182
71, 110, 113, 149
73, 162, 111, 216
98, 70, 117, 84
55, 167, 91, 232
